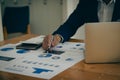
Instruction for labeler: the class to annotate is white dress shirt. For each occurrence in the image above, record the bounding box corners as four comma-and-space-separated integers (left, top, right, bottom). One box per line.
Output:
97, 0, 116, 22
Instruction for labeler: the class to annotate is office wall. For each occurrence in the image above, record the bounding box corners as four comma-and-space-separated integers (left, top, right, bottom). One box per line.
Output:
0, 3, 4, 41
30, 0, 63, 35
1, 0, 62, 36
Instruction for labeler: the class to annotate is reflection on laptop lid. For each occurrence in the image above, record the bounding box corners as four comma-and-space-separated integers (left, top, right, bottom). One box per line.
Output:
84, 22, 120, 63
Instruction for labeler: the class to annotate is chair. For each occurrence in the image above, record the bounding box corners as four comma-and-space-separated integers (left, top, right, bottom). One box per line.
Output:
2, 6, 31, 40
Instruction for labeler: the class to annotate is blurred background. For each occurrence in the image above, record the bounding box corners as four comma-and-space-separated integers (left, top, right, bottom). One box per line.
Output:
0, 0, 85, 41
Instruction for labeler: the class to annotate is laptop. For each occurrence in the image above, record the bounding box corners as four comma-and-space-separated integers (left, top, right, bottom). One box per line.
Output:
84, 22, 120, 63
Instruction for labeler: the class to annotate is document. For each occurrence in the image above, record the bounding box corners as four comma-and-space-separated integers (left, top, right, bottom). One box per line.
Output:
0, 36, 85, 79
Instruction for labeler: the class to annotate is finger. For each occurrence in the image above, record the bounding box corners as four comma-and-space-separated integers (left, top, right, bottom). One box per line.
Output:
42, 34, 53, 50
42, 37, 48, 49
52, 35, 61, 47
42, 35, 50, 49
47, 35, 53, 47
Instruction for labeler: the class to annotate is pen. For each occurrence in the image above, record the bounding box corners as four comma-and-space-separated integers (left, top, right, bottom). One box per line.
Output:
46, 35, 54, 53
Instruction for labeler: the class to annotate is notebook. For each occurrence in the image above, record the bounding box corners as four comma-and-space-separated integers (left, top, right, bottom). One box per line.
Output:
84, 22, 120, 63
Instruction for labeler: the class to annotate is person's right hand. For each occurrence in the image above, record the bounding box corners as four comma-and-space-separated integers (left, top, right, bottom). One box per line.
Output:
42, 34, 62, 50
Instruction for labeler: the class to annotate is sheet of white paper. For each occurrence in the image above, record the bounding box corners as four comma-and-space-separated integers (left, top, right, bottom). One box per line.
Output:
20, 35, 45, 44
0, 36, 85, 79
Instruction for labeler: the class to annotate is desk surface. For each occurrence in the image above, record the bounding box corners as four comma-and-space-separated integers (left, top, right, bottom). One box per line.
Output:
0, 34, 120, 80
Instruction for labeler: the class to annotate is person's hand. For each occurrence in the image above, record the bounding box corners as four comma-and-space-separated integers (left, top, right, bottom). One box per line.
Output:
42, 34, 61, 50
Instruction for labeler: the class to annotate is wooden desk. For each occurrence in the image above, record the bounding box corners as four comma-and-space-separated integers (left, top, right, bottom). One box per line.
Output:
0, 34, 120, 80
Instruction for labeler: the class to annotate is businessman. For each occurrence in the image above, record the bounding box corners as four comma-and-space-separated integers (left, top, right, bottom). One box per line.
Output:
42, 0, 120, 50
